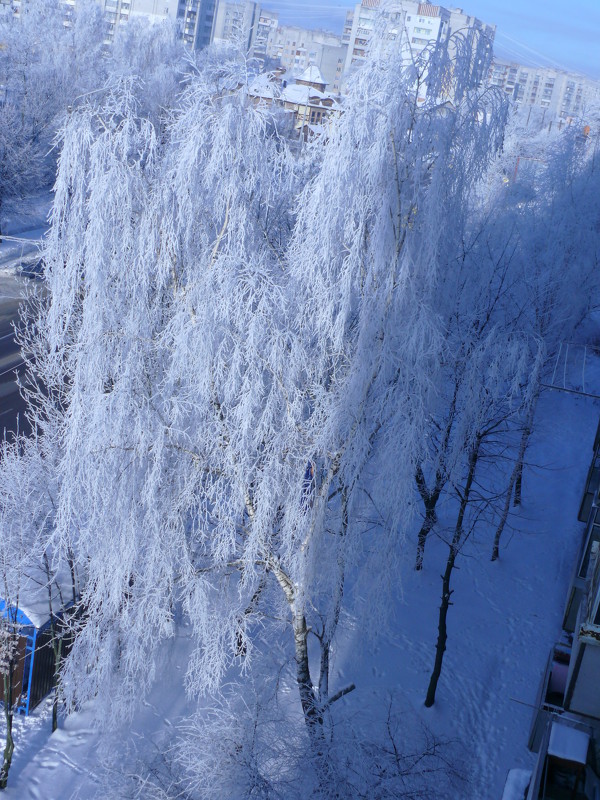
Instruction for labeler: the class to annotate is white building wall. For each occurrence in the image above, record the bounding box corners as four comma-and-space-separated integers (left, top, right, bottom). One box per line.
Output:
342, 1, 492, 83
568, 642, 600, 719
252, 8, 277, 66
100, 0, 178, 41
266, 24, 343, 80
318, 43, 348, 92
212, 0, 259, 52
488, 59, 600, 120
404, 5, 444, 56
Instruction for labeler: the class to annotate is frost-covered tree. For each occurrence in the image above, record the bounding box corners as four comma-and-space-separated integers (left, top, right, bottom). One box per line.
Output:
423, 326, 540, 706
0, 0, 186, 232
5, 22, 517, 796
110, 16, 186, 131
30, 60, 303, 727
0, 436, 52, 788
486, 123, 600, 558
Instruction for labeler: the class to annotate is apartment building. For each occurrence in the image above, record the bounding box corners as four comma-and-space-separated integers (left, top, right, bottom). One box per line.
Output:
266, 24, 347, 91
177, 0, 216, 49
212, 0, 260, 51
489, 59, 600, 120
342, 8, 354, 48
93, 0, 212, 47
252, 7, 278, 67
504, 420, 600, 799
97, 0, 178, 39
343, 0, 494, 80
61, 0, 214, 49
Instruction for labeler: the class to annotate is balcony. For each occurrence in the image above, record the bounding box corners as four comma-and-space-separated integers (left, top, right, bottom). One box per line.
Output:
527, 717, 600, 800
529, 642, 571, 751
579, 444, 600, 523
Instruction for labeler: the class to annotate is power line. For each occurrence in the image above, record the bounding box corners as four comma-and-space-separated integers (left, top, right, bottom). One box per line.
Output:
494, 31, 594, 77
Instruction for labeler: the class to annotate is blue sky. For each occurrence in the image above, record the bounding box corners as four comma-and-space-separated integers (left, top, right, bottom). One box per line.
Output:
268, 0, 600, 79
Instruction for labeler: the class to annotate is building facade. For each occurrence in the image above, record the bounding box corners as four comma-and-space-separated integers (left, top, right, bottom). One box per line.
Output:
508, 418, 600, 800
251, 7, 278, 67
212, 0, 260, 51
343, 0, 494, 88
176, 0, 216, 50
208, 2, 283, 68
102, 0, 178, 38
265, 24, 346, 90
488, 59, 600, 120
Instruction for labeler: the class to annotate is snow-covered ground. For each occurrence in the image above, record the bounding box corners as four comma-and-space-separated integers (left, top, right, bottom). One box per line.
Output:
3, 376, 599, 799
1, 190, 598, 795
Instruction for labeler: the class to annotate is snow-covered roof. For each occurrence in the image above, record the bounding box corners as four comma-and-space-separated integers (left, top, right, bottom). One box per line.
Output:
0, 566, 73, 629
297, 64, 327, 87
281, 83, 325, 105
281, 85, 341, 111
548, 721, 590, 764
248, 73, 279, 100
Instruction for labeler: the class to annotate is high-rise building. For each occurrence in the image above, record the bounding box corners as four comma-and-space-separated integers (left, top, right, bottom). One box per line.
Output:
266, 25, 347, 90
252, 7, 278, 67
207, 2, 280, 66
177, 0, 217, 50
343, 0, 494, 88
342, 8, 354, 47
488, 59, 600, 120
92, 0, 179, 42
212, 0, 260, 51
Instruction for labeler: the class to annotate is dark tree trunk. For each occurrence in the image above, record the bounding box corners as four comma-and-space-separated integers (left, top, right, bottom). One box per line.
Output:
414, 465, 444, 570
293, 606, 325, 747
67, 548, 78, 605
512, 391, 539, 508
414, 384, 458, 570
424, 548, 455, 708
415, 489, 441, 570
271, 561, 323, 739
0, 668, 14, 789
491, 415, 532, 560
513, 459, 524, 507
425, 437, 480, 708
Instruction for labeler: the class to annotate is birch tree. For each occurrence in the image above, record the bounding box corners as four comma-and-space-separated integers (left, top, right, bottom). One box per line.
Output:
424, 327, 538, 706
488, 125, 600, 558
9, 24, 510, 793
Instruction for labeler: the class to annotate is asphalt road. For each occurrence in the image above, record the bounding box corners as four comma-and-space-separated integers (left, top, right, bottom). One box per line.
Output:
0, 270, 40, 439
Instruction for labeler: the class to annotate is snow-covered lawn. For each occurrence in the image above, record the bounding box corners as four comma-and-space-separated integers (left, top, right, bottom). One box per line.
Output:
2, 384, 599, 799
